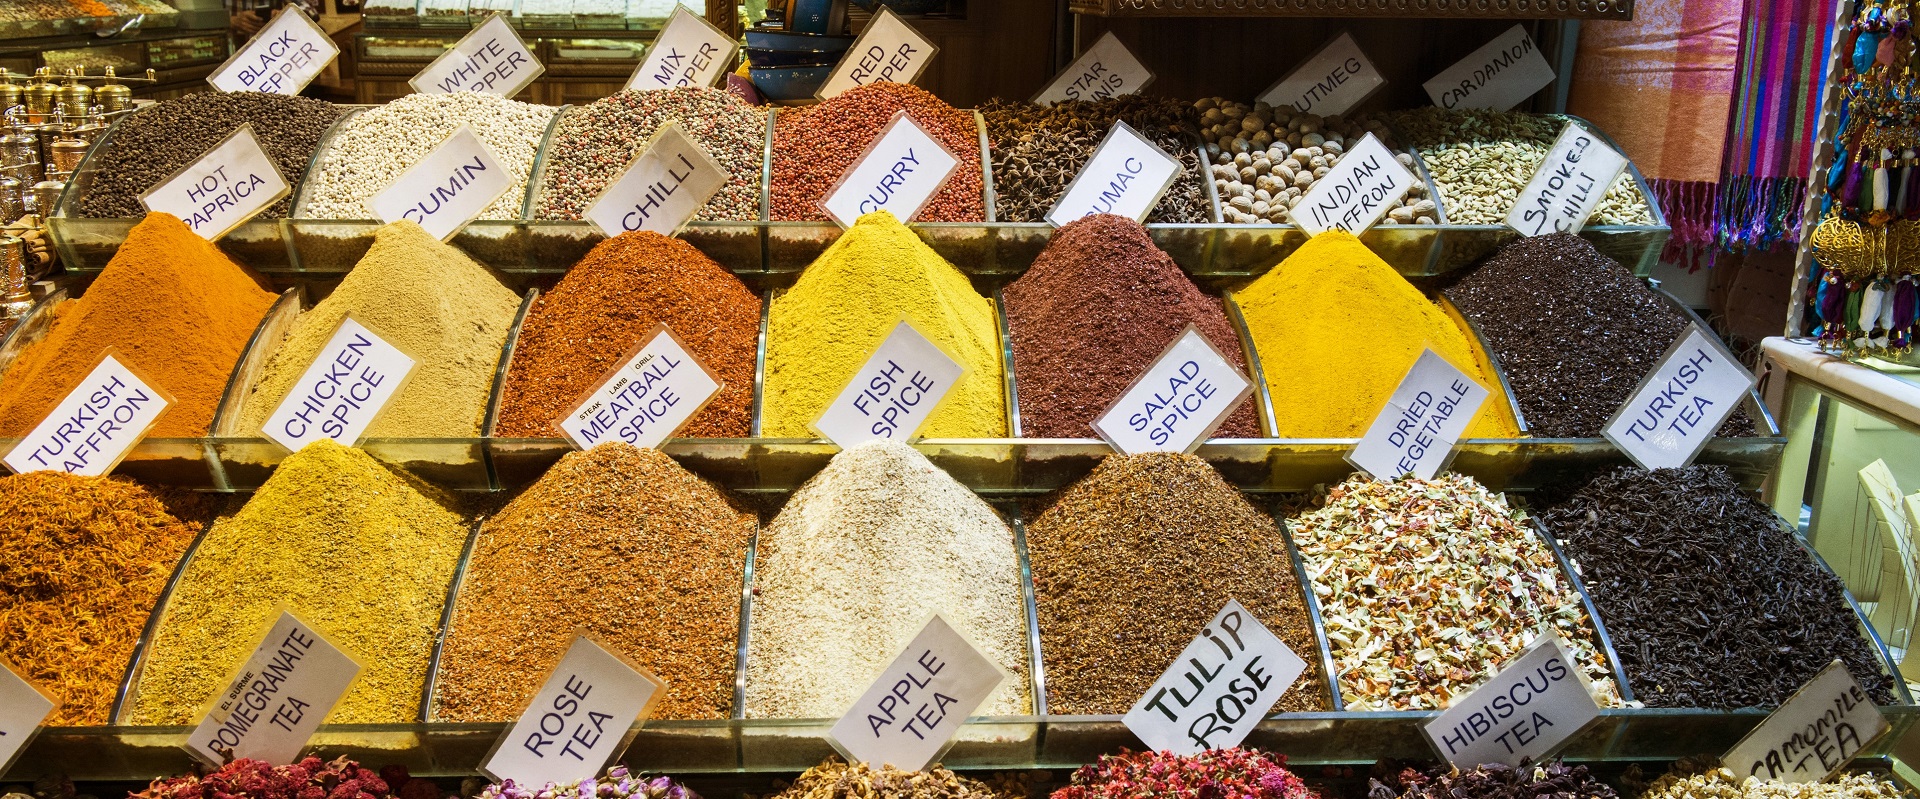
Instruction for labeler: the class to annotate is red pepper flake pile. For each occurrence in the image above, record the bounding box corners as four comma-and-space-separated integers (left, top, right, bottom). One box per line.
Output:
769, 82, 985, 222
1052, 749, 1313, 799
0, 472, 208, 725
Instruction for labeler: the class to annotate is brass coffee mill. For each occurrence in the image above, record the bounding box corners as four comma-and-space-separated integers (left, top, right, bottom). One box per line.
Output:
0, 66, 152, 322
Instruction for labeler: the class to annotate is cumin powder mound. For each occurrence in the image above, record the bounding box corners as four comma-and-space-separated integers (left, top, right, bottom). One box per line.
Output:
433, 444, 754, 721
0, 472, 209, 725
1004, 215, 1259, 438
1026, 453, 1326, 713
127, 440, 470, 725
0, 212, 275, 437
495, 232, 761, 438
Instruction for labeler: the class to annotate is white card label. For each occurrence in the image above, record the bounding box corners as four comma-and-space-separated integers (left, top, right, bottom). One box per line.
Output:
626, 7, 737, 91
0, 662, 56, 775
1092, 326, 1252, 455
557, 325, 722, 451
1256, 32, 1384, 117
1122, 600, 1306, 755
3, 352, 171, 477
1423, 25, 1556, 112
411, 14, 544, 97
139, 124, 290, 241
813, 320, 964, 448
186, 612, 361, 766
207, 6, 340, 95
1348, 349, 1491, 480
1291, 132, 1417, 236
1422, 635, 1602, 768
584, 123, 729, 238
260, 317, 417, 452
1723, 660, 1890, 783
828, 614, 1008, 773
1032, 32, 1154, 105
1505, 122, 1631, 236
817, 6, 938, 99
1603, 324, 1757, 470
1045, 120, 1182, 226
369, 125, 514, 242
483, 636, 664, 787
820, 111, 959, 228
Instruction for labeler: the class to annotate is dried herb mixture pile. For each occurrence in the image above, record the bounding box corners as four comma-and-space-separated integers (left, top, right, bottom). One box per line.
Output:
764, 759, 1027, 799
1637, 770, 1914, 799
1052, 749, 1313, 799
1287, 474, 1620, 710
1368, 760, 1617, 799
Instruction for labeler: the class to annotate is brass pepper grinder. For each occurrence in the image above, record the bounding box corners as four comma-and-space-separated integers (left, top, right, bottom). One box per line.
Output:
0, 175, 22, 224
23, 69, 56, 125
0, 72, 22, 114
57, 69, 92, 115
0, 110, 34, 176
0, 236, 30, 323
95, 67, 133, 114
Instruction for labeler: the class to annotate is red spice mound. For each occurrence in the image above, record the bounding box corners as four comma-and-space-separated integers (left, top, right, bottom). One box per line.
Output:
1004, 214, 1259, 438
769, 82, 985, 222
131, 757, 445, 799
1052, 749, 1313, 799
494, 231, 761, 438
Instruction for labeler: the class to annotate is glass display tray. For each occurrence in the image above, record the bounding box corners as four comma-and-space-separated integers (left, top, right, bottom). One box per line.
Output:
6, 489, 1911, 781
48, 108, 1668, 280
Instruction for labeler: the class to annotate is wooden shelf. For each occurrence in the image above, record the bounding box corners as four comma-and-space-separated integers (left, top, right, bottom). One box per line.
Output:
1067, 0, 1631, 19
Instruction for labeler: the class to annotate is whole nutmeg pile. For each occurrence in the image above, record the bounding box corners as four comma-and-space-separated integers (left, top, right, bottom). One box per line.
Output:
1194, 98, 1434, 226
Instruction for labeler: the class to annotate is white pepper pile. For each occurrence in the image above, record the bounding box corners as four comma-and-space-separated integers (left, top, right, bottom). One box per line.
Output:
532, 88, 765, 222
1194, 98, 1435, 226
298, 92, 559, 220
1288, 473, 1623, 711
745, 440, 1031, 718
77, 92, 343, 219
1389, 108, 1654, 225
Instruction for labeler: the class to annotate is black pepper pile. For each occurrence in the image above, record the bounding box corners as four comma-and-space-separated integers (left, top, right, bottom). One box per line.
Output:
1369, 761, 1617, 799
1539, 465, 1897, 708
981, 96, 1210, 223
1025, 453, 1327, 713
1446, 233, 1753, 437
77, 92, 344, 219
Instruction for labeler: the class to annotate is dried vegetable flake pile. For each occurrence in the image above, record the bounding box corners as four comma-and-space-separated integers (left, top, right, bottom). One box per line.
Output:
1287, 473, 1621, 710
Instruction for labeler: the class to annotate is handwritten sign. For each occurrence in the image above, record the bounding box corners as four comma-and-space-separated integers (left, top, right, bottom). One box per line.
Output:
207, 5, 340, 95
1348, 349, 1491, 480
817, 7, 938, 99
411, 14, 544, 97
1122, 600, 1306, 755
1505, 122, 1630, 236
557, 325, 722, 451
1290, 132, 1417, 235
369, 125, 513, 241
1045, 121, 1182, 226
584, 123, 729, 238
1723, 660, 1890, 783
186, 612, 360, 766
140, 124, 290, 241
626, 7, 737, 91
1256, 32, 1383, 117
0, 660, 56, 775
821, 111, 959, 228
1602, 323, 1757, 470
483, 636, 663, 787
1421, 635, 1602, 768
1423, 25, 1555, 112
827, 614, 1008, 772
1092, 326, 1253, 455
261, 317, 416, 452
4, 352, 171, 477
1032, 32, 1153, 105
813, 320, 964, 448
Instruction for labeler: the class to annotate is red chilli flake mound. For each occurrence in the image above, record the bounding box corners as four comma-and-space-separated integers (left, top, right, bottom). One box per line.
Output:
1051, 749, 1313, 799
770, 82, 985, 222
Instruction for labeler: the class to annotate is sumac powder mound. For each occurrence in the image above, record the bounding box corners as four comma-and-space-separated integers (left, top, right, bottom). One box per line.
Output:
1446, 234, 1753, 438
495, 231, 761, 438
77, 92, 343, 219
1004, 214, 1258, 438
1539, 465, 1896, 708
769, 82, 985, 222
